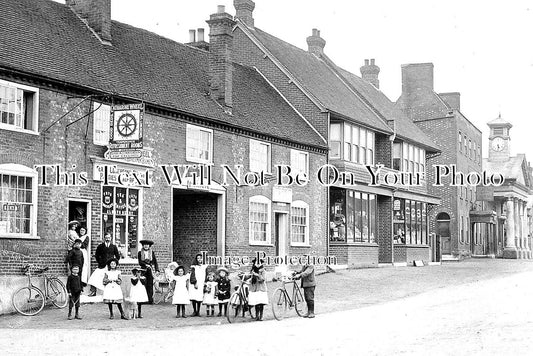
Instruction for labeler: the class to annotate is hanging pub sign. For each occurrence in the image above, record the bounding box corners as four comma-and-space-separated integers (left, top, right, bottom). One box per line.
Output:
109, 103, 144, 149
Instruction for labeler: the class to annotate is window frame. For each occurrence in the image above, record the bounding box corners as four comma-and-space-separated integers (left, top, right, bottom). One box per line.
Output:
290, 149, 309, 177
249, 139, 271, 174
328, 122, 375, 165
290, 200, 310, 246
93, 102, 111, 146
248, 195, 272, 246
0, 164, 39, 239
0, 79, 39, 135
186, 124, 214, 164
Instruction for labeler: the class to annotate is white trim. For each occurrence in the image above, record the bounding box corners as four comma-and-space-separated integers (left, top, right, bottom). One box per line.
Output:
92, 102, 111, 146
235, 22, 326, 112
0, 164, 39, 239
253, 67, 327, 144
0, 79, 39, 134
290, 149, 309, 178
248, 195, 272, 245
186, 124, 214, 165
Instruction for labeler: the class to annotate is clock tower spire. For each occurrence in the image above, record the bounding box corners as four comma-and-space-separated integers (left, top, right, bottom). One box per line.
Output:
487, 113, 512, 161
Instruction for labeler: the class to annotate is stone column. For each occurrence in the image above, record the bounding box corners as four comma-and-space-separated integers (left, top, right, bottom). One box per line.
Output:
516, 199, 522, 257
503, 197, 519, 259
523, 201, 530, 258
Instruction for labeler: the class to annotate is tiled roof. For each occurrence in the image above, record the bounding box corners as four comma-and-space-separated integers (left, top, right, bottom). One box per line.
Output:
0, 0, 326, 149
334, 67, 439, 152
396, 91, 451, 122
251, 28, 393, 134
487, 115, 512, 127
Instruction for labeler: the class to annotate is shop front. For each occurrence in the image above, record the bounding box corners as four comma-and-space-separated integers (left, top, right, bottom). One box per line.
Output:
392, 197, 431, 263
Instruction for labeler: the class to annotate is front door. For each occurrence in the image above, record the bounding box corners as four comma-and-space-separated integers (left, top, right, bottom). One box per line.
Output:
437, 220, 451, 254
274, 213, 288, 257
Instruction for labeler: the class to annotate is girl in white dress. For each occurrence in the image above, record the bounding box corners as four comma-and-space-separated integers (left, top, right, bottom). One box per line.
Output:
203, 272, 218, 316
102, 258, 126, 319
78, 227, 90, 286
171, 266, 190, 318
129, 268, 148, 318
189, 253, 207, 316
248, 258, 268, 321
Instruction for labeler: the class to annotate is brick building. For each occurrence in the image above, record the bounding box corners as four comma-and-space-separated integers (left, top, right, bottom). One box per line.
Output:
396, 63, 483, 259
227, 0, 440, 267
476, 115, 533, 258
0, 0, 328, 313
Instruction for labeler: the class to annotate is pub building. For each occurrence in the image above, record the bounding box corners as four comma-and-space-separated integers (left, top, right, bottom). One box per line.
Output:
229, 0, 441, 266
0, 0, 328, 313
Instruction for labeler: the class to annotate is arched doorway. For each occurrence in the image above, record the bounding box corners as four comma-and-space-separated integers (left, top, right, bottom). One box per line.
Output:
436, 212, 451, 255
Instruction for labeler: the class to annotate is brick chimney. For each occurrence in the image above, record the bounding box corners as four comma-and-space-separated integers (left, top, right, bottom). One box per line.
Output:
66, 0, 111, 43
401, 63, 434, 97
360, 59, 380, 89
439, 92, 460, 111
234, 0, 255, 27
206, 5, 236, 109
186, 28, 210, 51
306, 29, 326, 56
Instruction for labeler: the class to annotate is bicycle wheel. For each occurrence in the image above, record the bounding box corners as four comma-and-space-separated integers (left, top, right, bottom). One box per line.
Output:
227, 292, 243, 324
48, 278, 68, 308
293, 284, 308, 317
12, 286, 45, 316
271, 288, 289, 321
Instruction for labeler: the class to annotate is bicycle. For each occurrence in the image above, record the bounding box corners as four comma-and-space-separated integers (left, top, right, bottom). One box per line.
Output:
227, 272, 256, 323
153, 270, 173, 304
271, 273, 307, 321
12, 264, 68, 316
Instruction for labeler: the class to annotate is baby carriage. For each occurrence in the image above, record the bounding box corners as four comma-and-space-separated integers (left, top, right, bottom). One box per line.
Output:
153, 262, 177, 304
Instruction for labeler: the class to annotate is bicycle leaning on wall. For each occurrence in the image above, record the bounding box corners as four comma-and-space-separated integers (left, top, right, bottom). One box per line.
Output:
11, 264, 68, 316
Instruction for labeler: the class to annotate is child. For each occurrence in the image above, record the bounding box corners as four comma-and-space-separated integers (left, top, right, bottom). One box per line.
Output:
66, 265, 83, 320
171, 265, 190, 318
294, 258, 316, 318
65, 238, 84, 282
216, 267, 231, 316
129, 268, 149, 318
102, 258, 126, 319
203, 272, 218, 316
248, 258, 268, 321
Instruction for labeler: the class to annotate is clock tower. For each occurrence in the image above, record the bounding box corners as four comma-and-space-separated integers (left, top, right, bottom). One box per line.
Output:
487, 114, 512, 161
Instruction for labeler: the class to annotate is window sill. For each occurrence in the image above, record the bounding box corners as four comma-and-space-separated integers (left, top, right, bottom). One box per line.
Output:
329, 242, 378, 247
185, 157, 214, 166
394, 244, 430, 248
290, 243, 311, 248
248, 242, 274, 247
0, 125, 39, 136
0, 234, 40, 240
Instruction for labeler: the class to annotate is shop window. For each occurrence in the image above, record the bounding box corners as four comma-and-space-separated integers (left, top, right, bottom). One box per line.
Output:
93, 102, 110, 146
102, 186, 141, 259
249, 195, 271, 245
331, 188, 376, 244
250, 139, 271, 173
186, 124, 213, 164
394, 198, 428, 245
346, 191, 354, 243
0, 164, 38, 237
291, 149, 309, 177
290, 200, 309, 245
329, 187, 346, 242
0, 79, 39, 133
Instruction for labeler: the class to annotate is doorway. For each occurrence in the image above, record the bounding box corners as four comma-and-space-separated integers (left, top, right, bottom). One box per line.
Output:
274, 212, 288, 257
436, 212, 451, 255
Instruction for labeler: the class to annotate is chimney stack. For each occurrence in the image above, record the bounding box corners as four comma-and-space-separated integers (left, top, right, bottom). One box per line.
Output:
206, 5, 236, 108
439, 92, 461, 111
66, 0, 111, 43
189, 29, 196, 43
234, 0, 255, 27
360, 58, 380, 89
401, 63, 434, 97
197, 28, 205, 42
186, 28, 209, 51
306, 29, 326, 56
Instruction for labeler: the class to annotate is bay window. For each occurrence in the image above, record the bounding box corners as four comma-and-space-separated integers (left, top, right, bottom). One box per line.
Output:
329, 122, 375, 164
392, 142, 426, 174
393, 198, 428, 245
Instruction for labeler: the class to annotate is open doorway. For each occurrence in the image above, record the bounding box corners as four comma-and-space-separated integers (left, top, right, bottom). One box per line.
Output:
436, 212, 451, 255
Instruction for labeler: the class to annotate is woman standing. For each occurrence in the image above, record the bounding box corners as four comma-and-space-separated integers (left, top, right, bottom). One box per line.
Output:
78, 227, 90, 286
189, 253, 207, 316
137, 240, 158, 304
248, 258, 268, 321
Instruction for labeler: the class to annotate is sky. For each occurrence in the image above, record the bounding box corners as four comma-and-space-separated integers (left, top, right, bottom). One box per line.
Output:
53, 0, 533, 160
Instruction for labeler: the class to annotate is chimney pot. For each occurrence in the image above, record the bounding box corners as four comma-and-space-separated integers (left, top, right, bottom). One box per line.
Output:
197, 28, 205, 42
307, 28, 326, 56
189, 29, 196, 43
365, 59, 369, 65
370, 58, 375, 65
217, 5, 225, 13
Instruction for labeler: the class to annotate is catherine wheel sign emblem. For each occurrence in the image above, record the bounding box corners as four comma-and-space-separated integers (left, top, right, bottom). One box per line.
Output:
116, 113, 137, 137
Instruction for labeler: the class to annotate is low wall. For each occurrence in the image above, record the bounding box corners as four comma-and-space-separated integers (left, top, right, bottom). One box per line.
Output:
394, 245, 430, 264
330, 243, 379, 268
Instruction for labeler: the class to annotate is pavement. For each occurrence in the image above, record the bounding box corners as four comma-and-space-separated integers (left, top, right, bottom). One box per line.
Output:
1, 259, 533, 355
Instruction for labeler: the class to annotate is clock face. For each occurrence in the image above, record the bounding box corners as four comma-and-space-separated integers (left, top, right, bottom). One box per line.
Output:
492, 137, 505, 152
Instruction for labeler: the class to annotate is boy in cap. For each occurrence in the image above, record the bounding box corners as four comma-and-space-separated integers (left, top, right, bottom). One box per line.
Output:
67, 265, 83, 320
293, 256, 316, 318
66, 238, 85, 284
